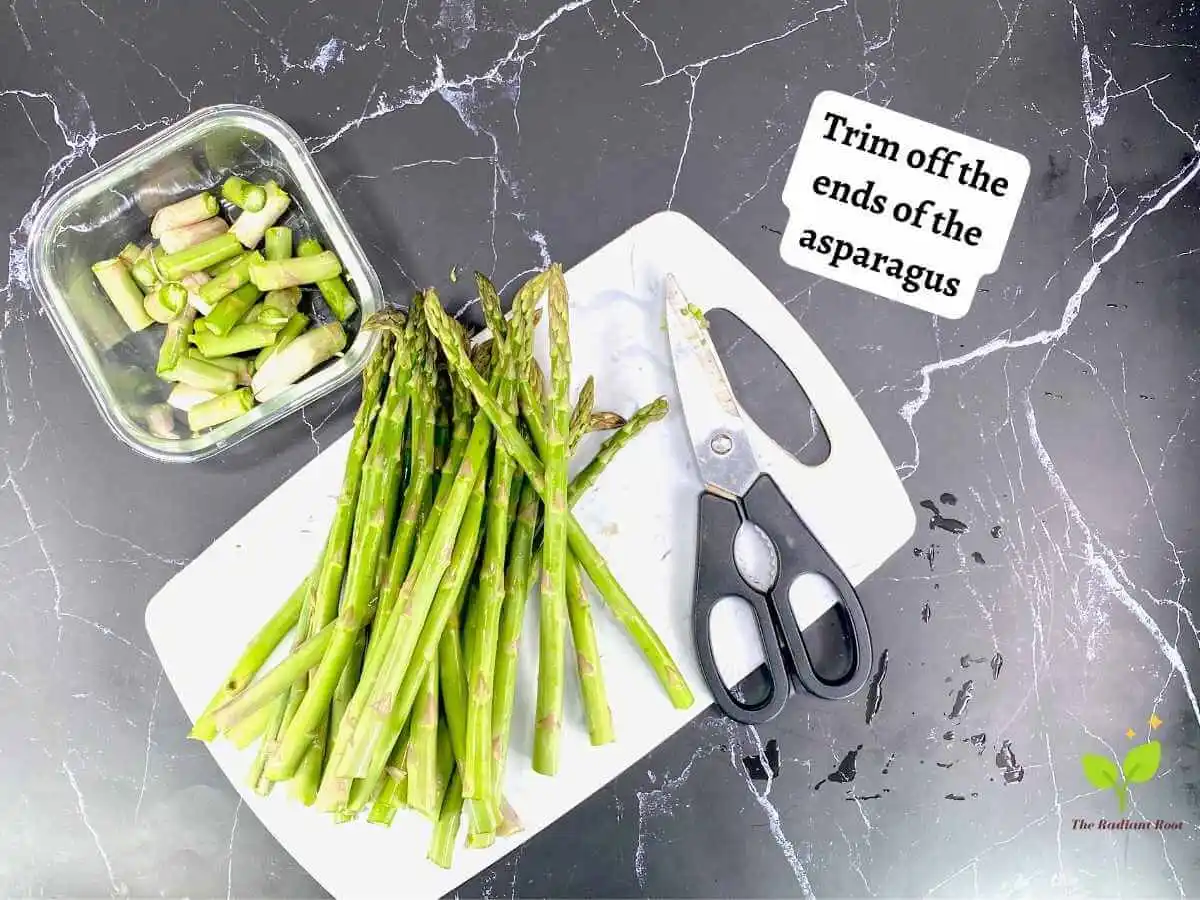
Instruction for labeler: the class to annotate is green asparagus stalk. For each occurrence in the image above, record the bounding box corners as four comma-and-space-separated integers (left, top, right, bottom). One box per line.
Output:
189, 577, 308, 741
252, 577, 320, 796
267, 330, 413, 781
532, 264, 572, 775
255, 312, 309, 370
475, 270, 508, 342
226, 701, 274, 750
144, 282, 188, 324
157, 305, 198, 376
250, 321, 346, 402
187, 388, 253, 431
491, 479, 539, 785
200, 251, 264, 319
91, 259, 153, 332
375, 325, 436, 631
159, 217, 229, 254
166, 382, 217, 411
221, 176, 267, 213
423, 289, 695, 710
331, 404, 494, 782
210, 620, 335, 732
162, 355, 238, 393
405, 665, 441, 816
229, 180, 291, 248
207, 251, 247, 277
186, 349, 252, 385
159, 232, 242, 280
250, 251, 341, 291
566, 556, 614, 744
264, 226, 293, 261
569, 397, 669, 502
150, 191, 219, 238
190, 323, 278, 358
428, 770, 465, 869
464, 274, 523, 799
297, 238, 357, 321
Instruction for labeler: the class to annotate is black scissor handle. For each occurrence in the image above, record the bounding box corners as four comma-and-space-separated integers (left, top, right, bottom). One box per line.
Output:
743, 474, 873, 701
692, 490, 790, 725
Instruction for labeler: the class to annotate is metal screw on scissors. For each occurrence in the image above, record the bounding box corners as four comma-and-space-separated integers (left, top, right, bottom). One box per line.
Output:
663, 274, 874, 725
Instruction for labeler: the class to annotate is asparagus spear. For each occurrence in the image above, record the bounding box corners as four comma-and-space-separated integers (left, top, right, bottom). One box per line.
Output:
91, 259, 153, 332
565, 556, 614, 744
428, 770, 466, 869
254, 313, 309, 370
189, 580, 308, 741
159, 232, 242, 279
221, 176, 267, 213
422, 288, 695, 710
188, 388, 254, 431
533, 264, 572, 775
229, 180, 291, 248
211, 620, 336, 732
297, 238, 357, 321
190, 323, 279, 358
251, 321, 347, 402
464, 273, 525, 798
568, 375, 596, 451
150, 192, 219, 238
475, 269, 508, 341
159, 217, 229, 254
130, 246, 163, 292
226, 702, 274, 750
405, 665, 441, 816
250, 251, 341, 291
491, 479, 539, 785
568, 397, 669, 503
264, 226, 293, 261
268, 328, 413, 781
157, 305, 198, 376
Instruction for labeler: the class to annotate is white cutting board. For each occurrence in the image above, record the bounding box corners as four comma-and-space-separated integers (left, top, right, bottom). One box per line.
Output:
146, 210, 914, 899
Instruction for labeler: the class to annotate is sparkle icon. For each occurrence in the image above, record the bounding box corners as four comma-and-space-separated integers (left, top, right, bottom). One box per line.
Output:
1149, 713, 1164, 730
1126, 728, 1136, 739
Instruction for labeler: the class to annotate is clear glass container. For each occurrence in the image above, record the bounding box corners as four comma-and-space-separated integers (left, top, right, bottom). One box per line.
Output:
27, 104, 382, 462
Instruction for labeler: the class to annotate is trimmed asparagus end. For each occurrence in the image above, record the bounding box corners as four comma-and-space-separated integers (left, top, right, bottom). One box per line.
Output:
166, 382, 218, 411
163, 355, 238, 393
91, 258, 153, 332
190, 323, 279, 358
263, 287, 301, 317
181, 271, 213, 314
249, 251, 341, 291
117, 242, 141, 266
150, 191, 219, 238
142, 403, 177, 439
297, 238, 357, 320
159, 217, 229, 254
160, 232, 243, 280
229, 180, 291, 248
187, 387, 254, 431
221, 176, 267, 212
255, 312, 309, 370
143, 282, 188, 324
264, 226, 293, 261
251, 321, 346, 402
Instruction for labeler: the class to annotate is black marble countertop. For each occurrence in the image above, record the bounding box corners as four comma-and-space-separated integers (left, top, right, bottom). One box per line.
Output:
2, 1, 1198, 897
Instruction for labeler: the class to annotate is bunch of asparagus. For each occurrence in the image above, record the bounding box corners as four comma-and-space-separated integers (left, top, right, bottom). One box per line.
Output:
192, 265, 693, 866
91, 175, 359, 436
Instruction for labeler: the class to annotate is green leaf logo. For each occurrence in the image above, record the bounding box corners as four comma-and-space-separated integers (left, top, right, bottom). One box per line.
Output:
1081, 740, 1162, 813
1123, 741, 1161, 784
1081, 754, 1120, 790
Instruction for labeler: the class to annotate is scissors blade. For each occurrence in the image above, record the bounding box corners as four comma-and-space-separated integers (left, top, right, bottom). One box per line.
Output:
664, 274, 760, 498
